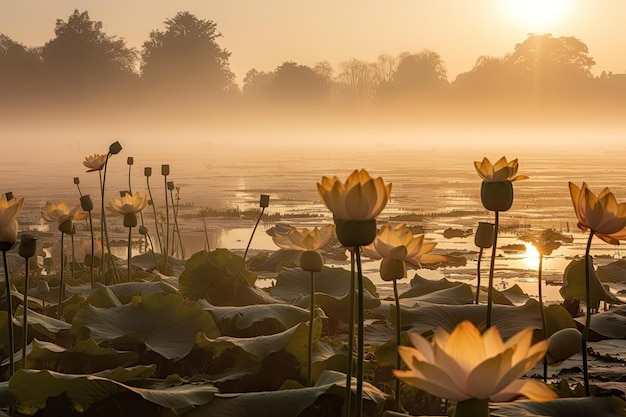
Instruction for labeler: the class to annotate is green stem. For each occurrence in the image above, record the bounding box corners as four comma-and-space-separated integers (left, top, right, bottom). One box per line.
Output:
102, 154, 120, 283
127, 227, 132, 282
146, 176, 163, 256
582, 231, 593, 396
476, 247, 483, 304
344, 250, 356, 417
393, 278, 401, 411
308, 270, 315, 387
88, 211, 95, 288
58, 233, 64, 320
23, 256, 29, 369
232, 207, 265, 302
452, 398, 490, 417
538, 254, 547, 383
164, 175, 169, 265
486, 211, 499, 328
2, 250, 15, 377
355, 247, 364, 417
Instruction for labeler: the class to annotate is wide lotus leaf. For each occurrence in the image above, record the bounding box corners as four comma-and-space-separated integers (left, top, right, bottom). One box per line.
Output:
400, 299, 543, 340
179, 249, 280, 305
597, 259, 626, 284
71, 293, 219, 360
13, 306, 71, 342
400, 274, 463, 298
198, 300, 312, 337
490, 396, 626, 417
184, 370, 388, 417
8, 368, 217, 415
401, 283, 474, 306
131, 250, 185, 274
268, 267, 380, 326
27, 338, 138, 373
105, 281, 178, 304
576, 305, 626, 339
561, 257, 622, 307
84, 285, 123, 308
197, 320, 321, 365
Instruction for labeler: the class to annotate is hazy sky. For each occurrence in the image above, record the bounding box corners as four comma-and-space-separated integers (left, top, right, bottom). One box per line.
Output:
2, 1, 626, 84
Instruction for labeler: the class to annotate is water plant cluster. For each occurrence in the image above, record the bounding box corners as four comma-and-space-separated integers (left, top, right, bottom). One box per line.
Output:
0, 150, 625, 417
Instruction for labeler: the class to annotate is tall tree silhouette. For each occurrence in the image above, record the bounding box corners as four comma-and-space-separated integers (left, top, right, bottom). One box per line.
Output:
264, 62, 330, 103
141, 11, 235, 97
41, 10, 137, 89
0, 34, 41, 99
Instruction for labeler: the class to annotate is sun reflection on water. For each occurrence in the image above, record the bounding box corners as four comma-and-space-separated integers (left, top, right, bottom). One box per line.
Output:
522, 242, 540, 270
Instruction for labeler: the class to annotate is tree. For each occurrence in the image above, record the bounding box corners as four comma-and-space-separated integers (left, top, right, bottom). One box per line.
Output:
41, 10, 137, 86
242, 68, 275, 98
337, 58, 381, 106
141, 11, 235, 96
0, 34, 41, 96
264, 62, 330, 103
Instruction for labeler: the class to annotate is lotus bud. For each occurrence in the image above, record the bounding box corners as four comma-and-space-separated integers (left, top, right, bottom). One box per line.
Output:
474, 222, 495, 249
167, 181, 175, 191
127, 157, 134, 165
300, 250, 323, 272
109, 141, 122, 155
139, 225, 148, 235
548, 327, 582, 362
58, 217, 74, 234
380, 258, 407, 281
334, 218, 377, 247
0, 241, 14, 251
123, 213, 138, 228
19, 234, 37, 258
73, 177, 80, 185
260, 194, 270, 208
480, 180, 514, 212
5, 192, 13, 201
80, 195, 93, 212
37, 280, 50, 294
144, 167, 152, 177
161, 164, 170, 176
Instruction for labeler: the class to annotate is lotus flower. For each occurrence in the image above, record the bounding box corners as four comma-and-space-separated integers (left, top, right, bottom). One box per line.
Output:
394, 321, 556, 403
83, 154, 107, 172
474, 157, 528, 183
272, 224, 335, 252
569, 182, 626, 244
317, 169, 391, 221
106, 192, 148, 216
41, 201, 87, 233
362, 223, 447, 272
0, 194, 24, 246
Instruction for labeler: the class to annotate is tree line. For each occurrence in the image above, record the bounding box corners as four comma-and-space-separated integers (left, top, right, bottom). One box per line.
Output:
1, 9, 625, 124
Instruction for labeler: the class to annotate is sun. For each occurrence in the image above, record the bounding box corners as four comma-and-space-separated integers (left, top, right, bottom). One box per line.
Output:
500, 0, 570, 31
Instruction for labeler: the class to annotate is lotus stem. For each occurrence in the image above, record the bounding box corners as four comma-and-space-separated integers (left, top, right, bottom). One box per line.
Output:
146, 176, 163, 256
2, 250, 15, 377
58, 232, 65, 320
233, 206, 266, 302
537, 253, 548, 383
203, 215, 210, 252
99, 171, 105, 275
164, 174, 169, 266
344, 250, 355, 417
102, 154, 120, 283
308, 270, 315, 387
355, 247, 365, 417
22, 256, 29, 369
582, 231, 594, 396
70, 233, 75, 281
145, 232, 159, 272
127, 227, 132, 282
393, 278, 402, 411
486, 211, 500, 328
88, 211, 95, 288
475, 247, 484, 304
169, 188, 185, 260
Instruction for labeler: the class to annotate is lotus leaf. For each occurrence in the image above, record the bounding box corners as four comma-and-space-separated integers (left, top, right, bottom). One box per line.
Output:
268, 267, 380, 328
8, 368, 217, 415
490, 395, 626, 417
576, 305, 626, 340
13, 306, 71, 343
597, 259, 626, 284
71, 293, 219, 360
84, 285, 123, 308
401, 274, 464, 298
399, 299, 543, 340
26, 338, 139, 373
184, 370, 388, 417
561, 257, 622, 307
104, 280, 178, 304
198, 300, 313, 337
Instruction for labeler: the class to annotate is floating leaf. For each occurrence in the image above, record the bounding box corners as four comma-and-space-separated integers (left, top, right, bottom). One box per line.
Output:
576, 305, 626, 340
400, 274, 463, 298
561, 257, 622, 307
491, 395, 626, 417
8, 368, 217, 415
71, 293, 219, 360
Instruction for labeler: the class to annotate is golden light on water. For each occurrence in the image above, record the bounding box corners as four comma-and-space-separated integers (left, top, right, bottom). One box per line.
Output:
522, 242, 540, 270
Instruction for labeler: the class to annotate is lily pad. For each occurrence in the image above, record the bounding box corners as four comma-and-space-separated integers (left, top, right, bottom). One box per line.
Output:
71, 293, 219, 360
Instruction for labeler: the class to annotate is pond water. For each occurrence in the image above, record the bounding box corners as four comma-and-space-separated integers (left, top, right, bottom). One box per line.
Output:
4, 130, 626, 304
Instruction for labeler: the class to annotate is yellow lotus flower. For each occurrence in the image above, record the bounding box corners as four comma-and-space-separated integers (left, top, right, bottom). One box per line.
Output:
394, 321, 556, 403
474, 157, 528, 183
272, 224, 335, 251
0, 195, 24, 245
83, 153, 107, 172
106, 192, 148, 216
569, 182, 626, 244
41, 201, 87, 224
362, 223, 447, 268
317, 169, 392, 221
